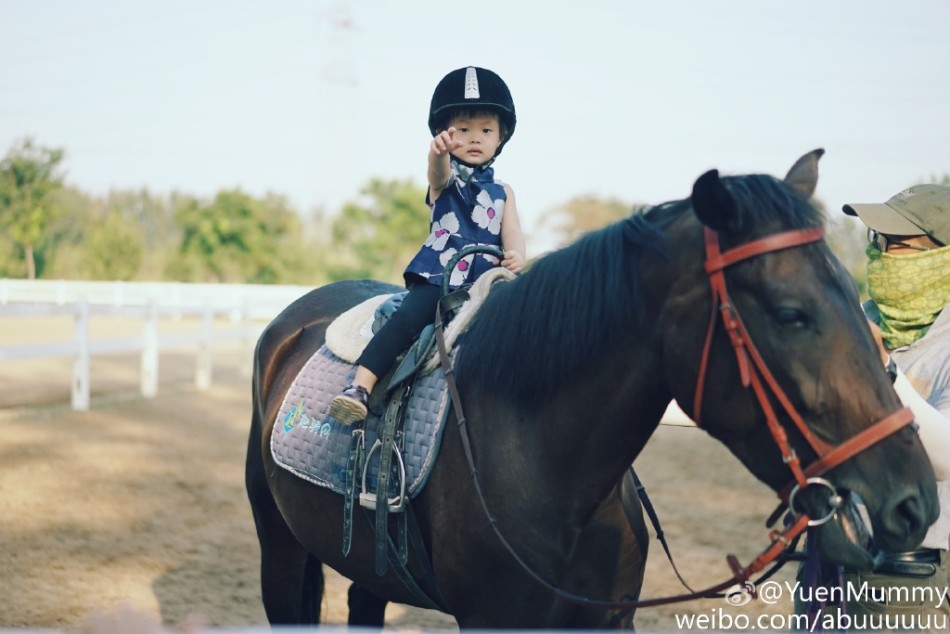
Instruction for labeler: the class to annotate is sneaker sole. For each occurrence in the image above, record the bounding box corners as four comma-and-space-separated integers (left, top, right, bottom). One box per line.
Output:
328, 397, 367, 425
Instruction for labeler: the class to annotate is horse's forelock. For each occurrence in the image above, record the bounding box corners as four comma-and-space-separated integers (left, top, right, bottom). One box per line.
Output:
721, 174, 826, 232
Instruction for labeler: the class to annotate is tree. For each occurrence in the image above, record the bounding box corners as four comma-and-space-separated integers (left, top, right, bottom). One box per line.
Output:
37, 187, 170, 281
101, 188, 178, 279
538, 195, 651, 248
37, 185, 97, 280
325, 178, 430, 284
0, 138, 66, 278
83, 211, 145, 280
166, 189, 309, 284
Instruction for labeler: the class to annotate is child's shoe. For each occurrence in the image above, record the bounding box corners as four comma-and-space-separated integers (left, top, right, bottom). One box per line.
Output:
328, 385, 369, 425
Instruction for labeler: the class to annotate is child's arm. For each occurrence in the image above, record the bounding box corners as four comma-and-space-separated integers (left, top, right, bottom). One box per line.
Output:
500, 184, 526, 274
428, 127, 462, 202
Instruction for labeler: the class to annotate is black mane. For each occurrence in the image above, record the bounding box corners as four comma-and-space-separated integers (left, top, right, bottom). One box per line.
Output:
456, 208, 671, 405
456, 173, 824, 406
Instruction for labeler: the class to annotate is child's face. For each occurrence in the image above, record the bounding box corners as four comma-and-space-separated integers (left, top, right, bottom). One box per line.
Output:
445, 113, 502, 165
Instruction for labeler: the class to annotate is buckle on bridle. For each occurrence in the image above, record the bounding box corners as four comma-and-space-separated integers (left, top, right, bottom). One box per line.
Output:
787, 476, 843, 526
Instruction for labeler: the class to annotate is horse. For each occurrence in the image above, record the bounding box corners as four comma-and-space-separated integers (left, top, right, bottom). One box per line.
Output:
245, 149, 938, 628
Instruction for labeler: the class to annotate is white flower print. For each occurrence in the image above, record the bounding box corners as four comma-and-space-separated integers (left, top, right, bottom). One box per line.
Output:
479, 250, 500, 267
439, 248, 474, 287
424, 212, 460, 251
472, 190, 504, 235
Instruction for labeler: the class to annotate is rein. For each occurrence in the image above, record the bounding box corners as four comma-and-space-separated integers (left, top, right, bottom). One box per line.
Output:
433, 225, 914, 610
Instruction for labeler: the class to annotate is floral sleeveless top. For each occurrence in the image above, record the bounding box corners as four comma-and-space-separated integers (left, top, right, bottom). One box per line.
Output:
404, 158, 507, 289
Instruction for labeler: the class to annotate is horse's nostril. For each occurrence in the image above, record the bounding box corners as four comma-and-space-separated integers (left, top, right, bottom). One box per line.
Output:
878, 491, 933, 548
900, 495, 929, 534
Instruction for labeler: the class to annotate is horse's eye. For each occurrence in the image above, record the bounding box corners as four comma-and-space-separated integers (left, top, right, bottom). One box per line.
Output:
773, 307, 809, 329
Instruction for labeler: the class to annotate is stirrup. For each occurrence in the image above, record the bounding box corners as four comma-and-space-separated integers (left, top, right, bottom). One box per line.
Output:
359, 439, 407, 513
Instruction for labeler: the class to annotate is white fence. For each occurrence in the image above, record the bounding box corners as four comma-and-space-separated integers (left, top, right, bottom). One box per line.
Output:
0, 278, 312, 320
0, 279, 313, 410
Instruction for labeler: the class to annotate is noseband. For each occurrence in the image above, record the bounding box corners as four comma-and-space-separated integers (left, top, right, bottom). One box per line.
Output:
692, 226, 914, 521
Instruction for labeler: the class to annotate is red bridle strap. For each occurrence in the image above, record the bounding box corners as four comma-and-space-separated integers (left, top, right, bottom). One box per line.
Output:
703, 227, 826, 275
693, 226, 914, 492
777, 406, 915, 503
693, 226, 825, 440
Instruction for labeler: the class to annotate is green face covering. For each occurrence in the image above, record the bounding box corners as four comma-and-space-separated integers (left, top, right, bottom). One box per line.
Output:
866, 244, 950, 349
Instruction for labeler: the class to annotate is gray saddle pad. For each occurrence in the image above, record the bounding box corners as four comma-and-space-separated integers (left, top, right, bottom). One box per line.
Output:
270, 345, 452, 497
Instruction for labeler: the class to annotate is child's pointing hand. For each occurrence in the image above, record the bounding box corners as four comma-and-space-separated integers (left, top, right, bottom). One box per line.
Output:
431, 127, 464, 155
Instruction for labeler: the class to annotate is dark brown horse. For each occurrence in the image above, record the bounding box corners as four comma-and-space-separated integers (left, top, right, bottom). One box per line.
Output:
245, 150, 938, 628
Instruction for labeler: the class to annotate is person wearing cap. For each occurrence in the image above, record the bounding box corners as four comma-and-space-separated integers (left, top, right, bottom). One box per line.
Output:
833, 185, 950, 626
329, 66, 526, 425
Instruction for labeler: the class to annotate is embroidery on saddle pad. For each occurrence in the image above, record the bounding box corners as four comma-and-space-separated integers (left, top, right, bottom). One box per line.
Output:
270, 345, 453, 498
323, 266, 515, 371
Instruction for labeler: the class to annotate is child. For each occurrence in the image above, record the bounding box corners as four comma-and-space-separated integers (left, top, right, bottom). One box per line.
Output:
329, 66, 526, 425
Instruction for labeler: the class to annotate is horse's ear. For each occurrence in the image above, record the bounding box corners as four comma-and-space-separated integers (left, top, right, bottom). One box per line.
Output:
783, 148, 825, 200
691, 169, 741, 233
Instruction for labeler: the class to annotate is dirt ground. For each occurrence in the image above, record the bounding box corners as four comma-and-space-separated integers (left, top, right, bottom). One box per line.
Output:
0, 316, 800, 631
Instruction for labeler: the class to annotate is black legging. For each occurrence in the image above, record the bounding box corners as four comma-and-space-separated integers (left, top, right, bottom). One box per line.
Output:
356, 282, 442, 379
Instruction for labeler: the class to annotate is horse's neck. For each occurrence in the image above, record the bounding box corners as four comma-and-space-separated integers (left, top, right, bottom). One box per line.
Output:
471, 331, 671, 525
549, 338, 669, 473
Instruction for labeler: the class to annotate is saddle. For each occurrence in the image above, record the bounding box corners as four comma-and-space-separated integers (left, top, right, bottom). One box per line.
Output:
378, 285, 469, 395
322, 268, 514, 591
325, 266, 515, 375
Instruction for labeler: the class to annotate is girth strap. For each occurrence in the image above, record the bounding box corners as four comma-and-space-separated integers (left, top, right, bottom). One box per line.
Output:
342, 429, 365, 556
360, 504, 448, 611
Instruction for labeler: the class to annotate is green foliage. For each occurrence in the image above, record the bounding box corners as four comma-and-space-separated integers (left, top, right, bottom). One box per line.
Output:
0, 235, 27, 278
41, 186, 167, 281
106, 189, 179, 280
84, 212, 145, 280
166, 189, 310, 284
324, 178, 430, 284
0, 138, 66, 278
3, 137, 948, 292
40, 186, 96, 279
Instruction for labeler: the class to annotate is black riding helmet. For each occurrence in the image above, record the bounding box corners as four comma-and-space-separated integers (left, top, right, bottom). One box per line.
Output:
428, 66, 516, 157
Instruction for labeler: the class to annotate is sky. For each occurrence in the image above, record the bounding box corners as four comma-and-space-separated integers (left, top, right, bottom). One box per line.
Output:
2, 0, 949, 255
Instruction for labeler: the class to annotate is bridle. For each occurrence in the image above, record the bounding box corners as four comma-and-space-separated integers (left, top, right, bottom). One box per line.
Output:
693, 226, 913, 522
434, 226, 914, 610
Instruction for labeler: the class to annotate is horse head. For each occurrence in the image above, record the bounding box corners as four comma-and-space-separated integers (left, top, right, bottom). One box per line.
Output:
662, 149, 938, 570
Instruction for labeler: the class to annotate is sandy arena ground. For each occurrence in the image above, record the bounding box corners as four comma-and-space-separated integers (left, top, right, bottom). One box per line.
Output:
0, 316, 800, 631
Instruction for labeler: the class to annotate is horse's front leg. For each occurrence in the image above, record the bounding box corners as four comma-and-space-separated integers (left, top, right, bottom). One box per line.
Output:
347, 582, 388, 627
563, 478, 648, 629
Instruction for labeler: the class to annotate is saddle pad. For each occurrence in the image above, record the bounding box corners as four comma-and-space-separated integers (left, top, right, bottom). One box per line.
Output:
270, 345, 452, 498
